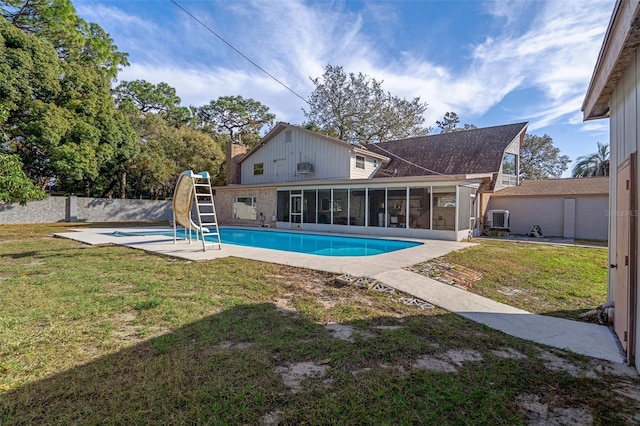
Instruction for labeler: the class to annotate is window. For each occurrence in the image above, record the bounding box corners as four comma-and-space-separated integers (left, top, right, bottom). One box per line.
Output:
349, 189, 366, 226
285, 130, 292, 143
233, 197, 257, 220
501, 153, 517, 186
435, 194, 456, 208
433, 191, 456, 231
253, 163, 264, 175
355, 155, 365, 169
501, 153, 516, 175
276, 191, 289, 222
332, 189, 347, 225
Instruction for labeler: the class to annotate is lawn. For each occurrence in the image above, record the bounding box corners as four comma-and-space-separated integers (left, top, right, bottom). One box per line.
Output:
1, 224, 638, 424
411, 239, 608, 321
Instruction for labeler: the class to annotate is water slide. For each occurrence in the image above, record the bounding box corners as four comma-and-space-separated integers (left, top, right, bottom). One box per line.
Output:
172, 170, 209, 233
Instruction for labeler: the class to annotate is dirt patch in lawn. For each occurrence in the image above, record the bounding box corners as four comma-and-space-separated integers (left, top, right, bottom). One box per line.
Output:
407, 260, 482, 290
517, 393, 594, 425
275, 361, 330, 394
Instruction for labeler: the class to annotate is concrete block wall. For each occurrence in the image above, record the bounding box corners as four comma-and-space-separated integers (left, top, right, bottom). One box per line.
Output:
76, 197, 172, 222
0, 196, 172, 224
0, 197, 68, 224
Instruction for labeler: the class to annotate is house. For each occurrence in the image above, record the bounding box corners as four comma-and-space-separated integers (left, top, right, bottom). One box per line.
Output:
488, 177, 609, 241
582, 0, 640, 367
214, 121, 528, 241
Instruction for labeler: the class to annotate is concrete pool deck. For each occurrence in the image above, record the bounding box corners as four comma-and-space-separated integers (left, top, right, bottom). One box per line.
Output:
56, 226, 625, 363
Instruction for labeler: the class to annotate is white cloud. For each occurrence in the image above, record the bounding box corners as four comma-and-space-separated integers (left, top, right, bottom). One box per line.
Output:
76, 4, 157, 31
78, 0, 614, 135
580, 120, 610, 134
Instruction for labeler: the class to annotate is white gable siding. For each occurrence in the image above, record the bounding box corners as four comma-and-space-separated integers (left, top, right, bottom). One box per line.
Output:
240, 128, 352, 185
349, 153, 381, 179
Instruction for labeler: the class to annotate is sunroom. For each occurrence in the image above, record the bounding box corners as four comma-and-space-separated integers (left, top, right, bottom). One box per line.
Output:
216, 174, 489, 241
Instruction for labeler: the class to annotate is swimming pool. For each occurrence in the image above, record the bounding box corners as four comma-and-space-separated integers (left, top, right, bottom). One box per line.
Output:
214, 228, 422, 256
115, 228, 422, 256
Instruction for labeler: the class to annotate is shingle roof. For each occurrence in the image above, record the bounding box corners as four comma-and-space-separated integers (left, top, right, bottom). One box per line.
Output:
491, 177, 609, 197
366, 122, 528, 177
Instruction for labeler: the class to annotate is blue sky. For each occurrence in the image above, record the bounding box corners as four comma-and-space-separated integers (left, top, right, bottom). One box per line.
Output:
76, 0, 614, 174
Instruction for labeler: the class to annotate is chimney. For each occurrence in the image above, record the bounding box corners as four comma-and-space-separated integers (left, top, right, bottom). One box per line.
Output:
226, 143, 247, 185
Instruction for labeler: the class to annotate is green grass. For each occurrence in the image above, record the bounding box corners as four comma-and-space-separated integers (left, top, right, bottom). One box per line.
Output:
415, 240, 608, 320
0, 224, 638, 424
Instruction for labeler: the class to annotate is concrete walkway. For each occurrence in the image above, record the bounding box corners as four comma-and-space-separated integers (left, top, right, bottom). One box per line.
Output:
375, 269, 625, 363
56, 226, 625, 363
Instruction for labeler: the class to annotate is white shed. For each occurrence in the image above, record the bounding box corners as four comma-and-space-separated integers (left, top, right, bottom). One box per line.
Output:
488, 178, 609, 241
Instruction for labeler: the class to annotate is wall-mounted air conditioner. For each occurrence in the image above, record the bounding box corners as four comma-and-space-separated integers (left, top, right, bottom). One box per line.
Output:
487, 209, 510, 229
296, 162, 314, 174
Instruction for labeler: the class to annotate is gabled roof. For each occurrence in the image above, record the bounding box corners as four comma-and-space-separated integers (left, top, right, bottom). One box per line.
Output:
365, 122, 528, 177
491, 177, 609, 197
239, 122, 389, 164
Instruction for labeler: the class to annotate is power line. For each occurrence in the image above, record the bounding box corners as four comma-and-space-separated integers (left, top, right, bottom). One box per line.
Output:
170, 0, 309, 104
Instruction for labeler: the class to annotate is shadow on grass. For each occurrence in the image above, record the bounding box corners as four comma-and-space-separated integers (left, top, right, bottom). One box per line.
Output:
2, 251, 41, 260
0, 303, 535, 424
3, 302, 636, 425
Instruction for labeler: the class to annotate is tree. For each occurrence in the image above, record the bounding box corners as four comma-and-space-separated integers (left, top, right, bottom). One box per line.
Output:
303, 65, 430, 144
572, 142, 610, 178
3, 0, 128, 80
0, 18, 137, 196
124, 114, 224, 199
519, 134, 570, 179
195, 95, 275, 146
114, 80, 190, 127
112, 80, 226, 198
0, 153, 46, 205
435, 112, 478, 133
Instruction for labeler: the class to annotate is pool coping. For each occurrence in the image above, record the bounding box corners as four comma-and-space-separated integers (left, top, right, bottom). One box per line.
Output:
54, 225, 472, 276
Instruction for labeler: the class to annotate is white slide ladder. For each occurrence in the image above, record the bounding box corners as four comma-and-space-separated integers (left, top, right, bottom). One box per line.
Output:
172, 170, 221, 251
192, 171, 221, 251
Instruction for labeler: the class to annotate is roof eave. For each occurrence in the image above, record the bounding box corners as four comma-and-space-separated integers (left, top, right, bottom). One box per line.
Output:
583, 0, 640, 121
214, 173, 490, 190
353, 147, 390, 163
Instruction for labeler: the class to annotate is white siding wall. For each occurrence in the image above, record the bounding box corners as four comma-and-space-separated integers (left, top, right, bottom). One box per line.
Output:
609, 47, 640, 368
349, 153, 380, 179
240, 128, 352, 185
574, 196, 609, 241
488, 197, 565, 236
487, 195, 608, 240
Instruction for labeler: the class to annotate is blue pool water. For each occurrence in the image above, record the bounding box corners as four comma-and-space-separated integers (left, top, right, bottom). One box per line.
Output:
212, 228, 422, 256
115, 228, 422, 256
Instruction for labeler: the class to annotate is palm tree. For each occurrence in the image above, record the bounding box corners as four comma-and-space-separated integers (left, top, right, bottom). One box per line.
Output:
572, 142, 610, 177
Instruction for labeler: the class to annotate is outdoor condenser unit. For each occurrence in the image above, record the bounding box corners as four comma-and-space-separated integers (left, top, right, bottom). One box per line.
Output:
487, 209, 510, 229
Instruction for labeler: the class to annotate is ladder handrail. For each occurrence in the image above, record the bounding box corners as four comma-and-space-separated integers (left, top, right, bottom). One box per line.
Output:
191, 172, 222, 251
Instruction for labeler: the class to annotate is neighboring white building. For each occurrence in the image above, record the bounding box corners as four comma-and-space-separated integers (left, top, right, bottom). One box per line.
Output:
488, 177, 609, 241
215, 121, 528, 241
583, 0, 640, 368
